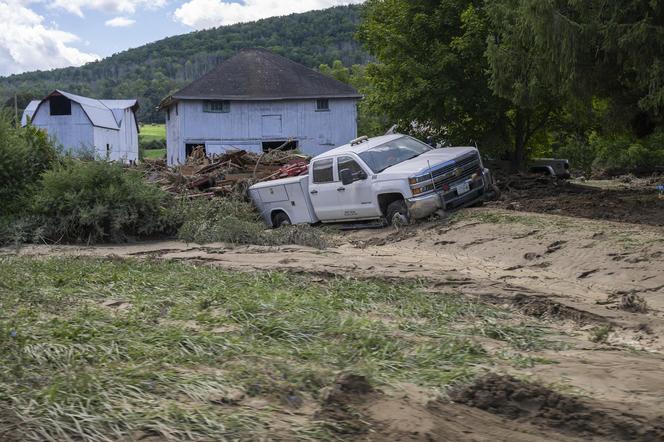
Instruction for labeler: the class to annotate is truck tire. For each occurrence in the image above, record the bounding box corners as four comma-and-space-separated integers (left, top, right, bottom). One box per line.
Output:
386, 200, 410, 226
272, 212, 292, 228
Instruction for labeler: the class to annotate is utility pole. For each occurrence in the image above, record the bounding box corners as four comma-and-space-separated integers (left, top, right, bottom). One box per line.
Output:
14, 94, 18, 127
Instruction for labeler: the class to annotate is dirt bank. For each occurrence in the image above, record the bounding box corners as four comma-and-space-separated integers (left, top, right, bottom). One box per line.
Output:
493, 176, 664, 226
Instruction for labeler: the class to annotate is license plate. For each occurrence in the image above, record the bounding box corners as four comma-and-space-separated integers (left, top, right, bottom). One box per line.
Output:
455, 182, 470, 195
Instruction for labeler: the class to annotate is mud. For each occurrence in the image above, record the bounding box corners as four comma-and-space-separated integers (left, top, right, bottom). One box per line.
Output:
315, 374, 375, 435
450, 374, 664, 441
511, 294, 609, 324
315, 373, 627, 441
4, 201, 664, 441
494, 180, 664, 226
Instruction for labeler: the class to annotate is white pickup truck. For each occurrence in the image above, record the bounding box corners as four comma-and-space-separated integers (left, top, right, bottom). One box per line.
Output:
249, 134, 497, 227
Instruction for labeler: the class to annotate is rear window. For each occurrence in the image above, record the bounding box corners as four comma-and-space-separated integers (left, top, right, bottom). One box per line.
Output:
312, 159, 334, 183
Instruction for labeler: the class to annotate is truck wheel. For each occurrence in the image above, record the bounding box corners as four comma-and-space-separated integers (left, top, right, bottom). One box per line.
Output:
272, 212, 292, 228
386, 200, 410, 226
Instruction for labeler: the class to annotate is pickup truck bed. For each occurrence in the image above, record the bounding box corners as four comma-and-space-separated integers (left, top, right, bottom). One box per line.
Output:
249, 175, 319, 227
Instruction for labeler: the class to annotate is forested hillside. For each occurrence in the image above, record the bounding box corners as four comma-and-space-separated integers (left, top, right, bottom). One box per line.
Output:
0, 5, 368, 123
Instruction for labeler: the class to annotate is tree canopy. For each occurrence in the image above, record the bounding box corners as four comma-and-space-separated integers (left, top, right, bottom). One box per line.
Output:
359, 0, 664, 169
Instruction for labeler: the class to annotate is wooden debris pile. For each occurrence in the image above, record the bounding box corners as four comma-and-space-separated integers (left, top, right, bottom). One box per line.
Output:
141, 148, 310, 199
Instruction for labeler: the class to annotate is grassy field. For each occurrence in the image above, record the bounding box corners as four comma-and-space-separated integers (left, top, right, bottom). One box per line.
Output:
139, 124, 166, 143
143, 148, 166, 159
0, 256, 557, 441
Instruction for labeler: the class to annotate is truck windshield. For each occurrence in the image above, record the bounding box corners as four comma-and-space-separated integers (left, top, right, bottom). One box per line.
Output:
358, 136, 432, 173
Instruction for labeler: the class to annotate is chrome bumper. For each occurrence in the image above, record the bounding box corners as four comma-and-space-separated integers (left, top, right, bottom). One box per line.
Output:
406, 169, 494, 219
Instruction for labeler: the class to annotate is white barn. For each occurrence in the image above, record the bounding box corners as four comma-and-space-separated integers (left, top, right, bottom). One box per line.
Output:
159, 49, 361, 165
22, 90, 139, 163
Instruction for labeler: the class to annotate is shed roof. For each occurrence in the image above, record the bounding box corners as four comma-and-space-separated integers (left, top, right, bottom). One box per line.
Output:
22, 90, 139, 130
163, 48, 361, 107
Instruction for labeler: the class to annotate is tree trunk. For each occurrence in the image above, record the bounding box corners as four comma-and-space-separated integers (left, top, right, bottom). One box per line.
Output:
511, 109, 527, 171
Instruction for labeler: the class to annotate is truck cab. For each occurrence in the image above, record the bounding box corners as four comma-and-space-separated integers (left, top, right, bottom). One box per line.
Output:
249, 134, 497, 227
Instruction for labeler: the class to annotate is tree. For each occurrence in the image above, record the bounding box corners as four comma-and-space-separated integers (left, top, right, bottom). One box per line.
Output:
319, 61, 390, 136
521, 0, 664, 137
484, 0, 563, 166
359, 0, 561, 168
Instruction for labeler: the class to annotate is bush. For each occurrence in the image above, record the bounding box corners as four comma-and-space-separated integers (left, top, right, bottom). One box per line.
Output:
0, 115, 57, 215
591, 131, 664, 176
139, 139, 166, 151
176, 197, 328, 249
30, 160, 178, 243
556, 136, 598, 176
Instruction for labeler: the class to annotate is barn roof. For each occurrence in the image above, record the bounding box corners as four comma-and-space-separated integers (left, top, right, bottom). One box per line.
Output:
21, 100, 40, 126
163, 48, 361, 106
22, 90, 139, 130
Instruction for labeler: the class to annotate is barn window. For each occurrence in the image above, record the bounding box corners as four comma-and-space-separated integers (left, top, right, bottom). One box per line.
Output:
204, 100, 230, 113
312, 159, 334, 183
316, 99, 329, 111
50, 95, 71, 116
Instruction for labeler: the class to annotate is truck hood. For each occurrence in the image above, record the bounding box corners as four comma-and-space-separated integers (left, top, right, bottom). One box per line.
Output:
376, 147, 478, 179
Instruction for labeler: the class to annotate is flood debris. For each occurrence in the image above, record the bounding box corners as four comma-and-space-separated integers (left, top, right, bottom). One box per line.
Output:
140, 148, 309, 198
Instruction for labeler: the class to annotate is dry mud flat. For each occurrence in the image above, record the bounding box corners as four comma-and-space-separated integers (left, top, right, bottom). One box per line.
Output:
5, 207, 664, 441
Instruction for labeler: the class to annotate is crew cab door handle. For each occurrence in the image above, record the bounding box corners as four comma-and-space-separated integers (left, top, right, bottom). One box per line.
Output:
337, 187, 346, 192
310, 190, 318, 195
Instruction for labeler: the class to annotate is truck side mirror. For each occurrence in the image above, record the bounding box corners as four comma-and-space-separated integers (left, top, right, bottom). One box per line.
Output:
340, 168, 354, 185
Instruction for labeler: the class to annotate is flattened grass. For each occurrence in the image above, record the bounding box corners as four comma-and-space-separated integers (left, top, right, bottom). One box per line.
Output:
0, 256, 559, 441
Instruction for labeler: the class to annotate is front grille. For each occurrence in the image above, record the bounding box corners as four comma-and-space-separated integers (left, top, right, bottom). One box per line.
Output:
429, 153, 478, 180
409, 151, 482, 198
439, 167, 477, 190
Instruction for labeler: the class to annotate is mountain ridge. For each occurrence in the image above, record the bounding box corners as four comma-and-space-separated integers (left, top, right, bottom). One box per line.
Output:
0, 5, 369, 122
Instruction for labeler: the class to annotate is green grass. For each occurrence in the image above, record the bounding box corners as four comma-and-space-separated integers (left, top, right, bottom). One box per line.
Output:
142, 148, 166, 159
139, 124, 166, 143
0, 256, 560, 441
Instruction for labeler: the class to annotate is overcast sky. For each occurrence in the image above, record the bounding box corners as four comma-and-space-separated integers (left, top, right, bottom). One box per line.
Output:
0, 0, 364, 77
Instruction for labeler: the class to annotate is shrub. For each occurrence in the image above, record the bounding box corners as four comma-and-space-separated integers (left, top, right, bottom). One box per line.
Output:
0, 115, 57, 215
556, 136, 598, 177
139, 139, 166, 151
591, 131, 664, 176
30, 160, 178, 243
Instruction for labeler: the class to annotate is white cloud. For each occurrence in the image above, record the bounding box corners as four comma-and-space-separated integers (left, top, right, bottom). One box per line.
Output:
0, 0, 98, 76
174, 0, 364, 30
105, 16, 135, 27
49, 0, 166, 18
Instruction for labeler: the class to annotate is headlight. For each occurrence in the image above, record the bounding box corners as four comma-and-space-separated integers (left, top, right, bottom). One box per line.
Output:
412, 184, 435, 195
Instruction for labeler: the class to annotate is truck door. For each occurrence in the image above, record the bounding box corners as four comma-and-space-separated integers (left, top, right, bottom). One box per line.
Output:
336, 155, 378, 219
308, 158, 344, 221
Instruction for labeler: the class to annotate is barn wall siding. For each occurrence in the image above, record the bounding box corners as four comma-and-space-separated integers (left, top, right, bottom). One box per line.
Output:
32, 101, 95, 154
119, 108, 139, 162
30, 96, 139, 163
93, 127, 119, 161
166, 106, 183, 165
166, 98, 358, 165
